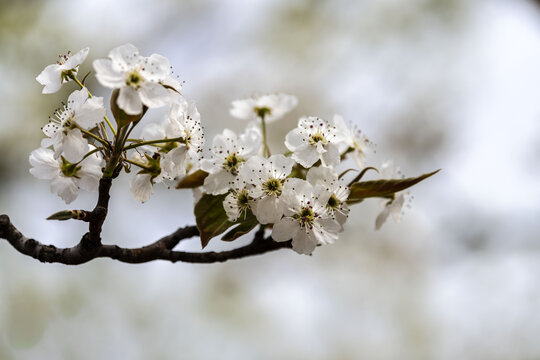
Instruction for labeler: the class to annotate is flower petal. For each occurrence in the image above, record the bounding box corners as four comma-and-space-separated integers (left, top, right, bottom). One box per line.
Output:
138, 82, 170, 108
51, 176, 79, 204
36, 64, 63, 94
93, 59, 125, 88
117, 86, 143, 115
272, 217, 299, 242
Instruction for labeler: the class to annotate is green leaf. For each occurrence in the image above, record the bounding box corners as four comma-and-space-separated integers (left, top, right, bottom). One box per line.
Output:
175, 169, 208, 189
348, 169, 440, 202
194, 193, 235, 248
221, 214, 259, 242
110, 89, 147, 128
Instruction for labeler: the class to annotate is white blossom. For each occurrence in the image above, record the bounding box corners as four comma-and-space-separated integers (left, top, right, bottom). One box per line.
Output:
333, 114, 373, 168
41, 89, 105, 163
230, 93, 298, 123
129, 152, 171, 203
93, 43, 171, 115
285, 116, 343, 168
223, 176, 253, 222
29, 146, 102, 204
272, 178, 340, 255
239, 154, 295, 224
36, 47, 89, 94
375, 160, 410, 230
306, 166, 350, 231
200, 126, 262, 195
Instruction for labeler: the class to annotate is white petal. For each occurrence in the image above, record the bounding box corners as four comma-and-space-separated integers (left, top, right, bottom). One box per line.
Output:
138, 82, 170, 108
272, 217, 299, 242
203, 170, 235, 195
268, 154, 294, 179
63, 129, 89, 163
375, 206, 391, 230
29, 148, 60, 180
224, 192, 240, 222
291, 230, 317, 255
230, 99, 256, 120
284, 128, 305, 151
314, 218, 340, 244
63, 47, 89, 69
51, 176, 79, 204
390, 193, 405, 222
163, 145, 188, 178
93, 59, 125, 88
67, 88, 89, 108
200, 158, 222, 174
36, 64, 63, 94
109, 43, 140, 72
117, 86, 143, 115
320, 143, 340, 168
292, 144, 319, 168
42, 122, 59, 138
130, 173, 154, 203
74, 96, 106, 130
141, 53, 170, 81
254, 196, 283, 224
239, 126, 262, 157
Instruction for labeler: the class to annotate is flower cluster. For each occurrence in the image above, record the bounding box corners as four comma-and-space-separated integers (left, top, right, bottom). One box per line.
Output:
31, 44, 203, 204
30, 44, 428, 257
204, 98, 376, 254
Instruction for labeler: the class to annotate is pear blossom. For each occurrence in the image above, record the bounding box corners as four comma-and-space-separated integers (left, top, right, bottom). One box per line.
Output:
223, 176, 253, 222
200, 126, 262, 195
272, 178, 340, 255
36, 47, 89, 94
306, 166, 350, 231
230, 93, 298, 123
93, 43, 171, 115
168, 97, 205, 164
138, 98, 204, 179
239, 154, 295, 224
285, 116, 343, 168
129, 152, 172, 203
375, 160, 410, 230
333, 114, 373, 168
41, 89, 106, 163
29, 146, 103, 204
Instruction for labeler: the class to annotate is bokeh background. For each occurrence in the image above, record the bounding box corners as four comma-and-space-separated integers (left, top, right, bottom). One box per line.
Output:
1, 0, 540, 359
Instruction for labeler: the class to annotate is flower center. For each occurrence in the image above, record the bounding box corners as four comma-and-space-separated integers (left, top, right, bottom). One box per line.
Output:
223, 153, 244, 173
254, 106, 271, 118
309, 131, 326, 145
236, 189, 251, 210
294, 206, 316, 229
126, 71, 143, 88
262, 178, 282, 196
60, 157, 81, 178
327, 194, 340, 210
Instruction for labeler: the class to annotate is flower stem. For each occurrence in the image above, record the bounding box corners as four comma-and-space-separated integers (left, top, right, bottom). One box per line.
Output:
123, 137, 185, 151
74, 147, 104, 165
78, 127, 111, 149
260, 114, 271, 157
122, 158, 152, 171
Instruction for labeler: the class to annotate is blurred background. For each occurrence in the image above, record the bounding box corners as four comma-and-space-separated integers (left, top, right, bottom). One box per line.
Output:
1, 0, 540, 359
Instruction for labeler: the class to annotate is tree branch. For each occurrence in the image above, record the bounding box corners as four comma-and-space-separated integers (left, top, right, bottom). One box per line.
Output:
0, 214, 292, 265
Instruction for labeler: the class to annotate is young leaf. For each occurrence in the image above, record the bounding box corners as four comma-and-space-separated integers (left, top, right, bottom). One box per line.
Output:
348, 169, 440, 202
175, 170, 208, 189
194, 193, 235, 248
221, 214, 258, 242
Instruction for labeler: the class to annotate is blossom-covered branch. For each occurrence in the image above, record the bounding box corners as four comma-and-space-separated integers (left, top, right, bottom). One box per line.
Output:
1, 43, 438, 266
